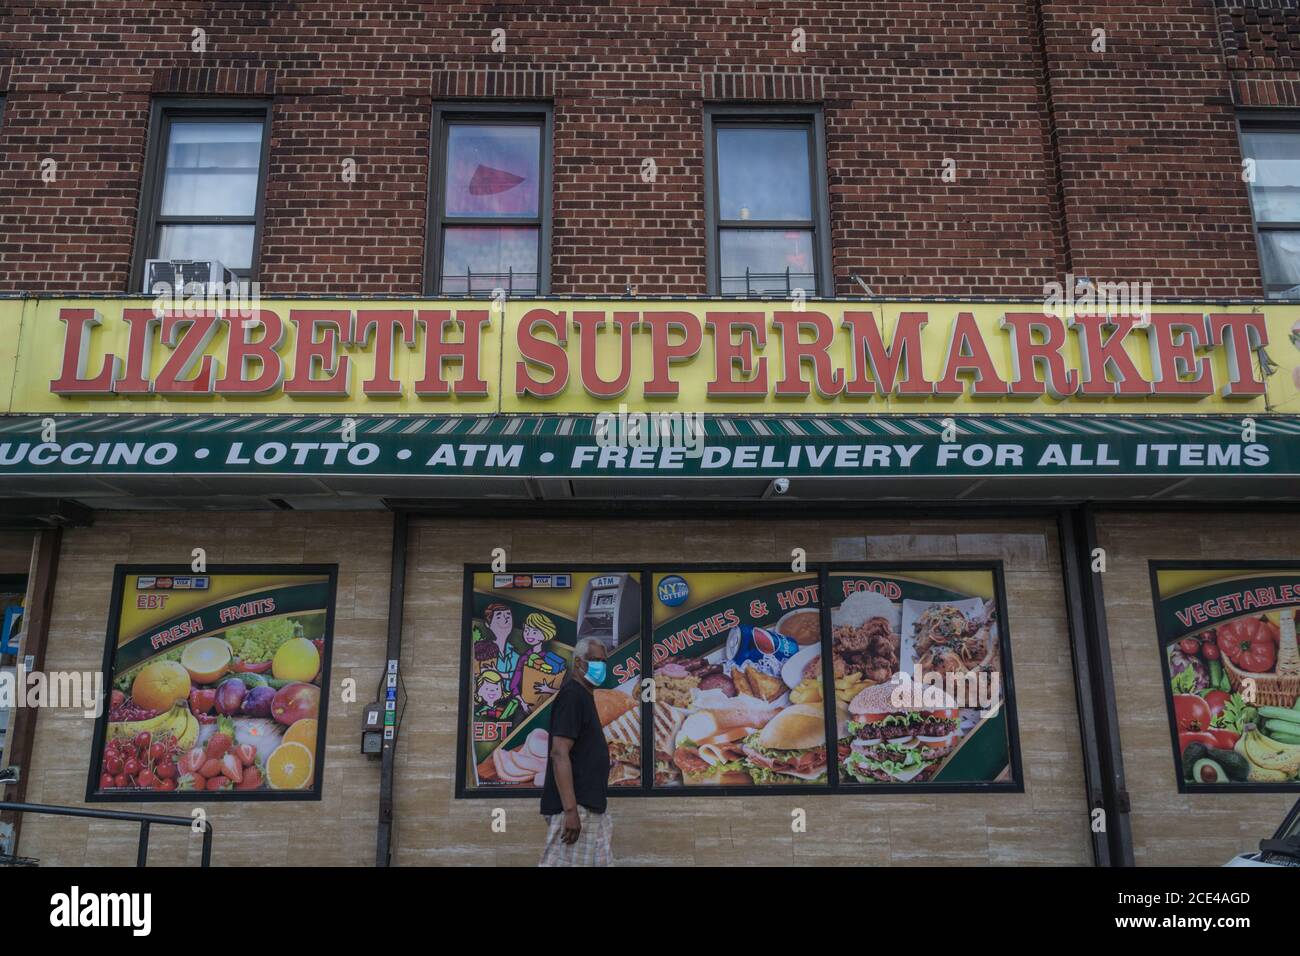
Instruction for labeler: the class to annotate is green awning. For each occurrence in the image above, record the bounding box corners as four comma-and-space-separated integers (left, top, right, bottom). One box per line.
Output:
0, 413, 1295, 481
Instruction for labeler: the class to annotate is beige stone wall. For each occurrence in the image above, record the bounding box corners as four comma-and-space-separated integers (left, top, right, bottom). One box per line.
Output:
16, 511, 1092, 866
16, 512, 392, 866
396, 515, 1091, 866
1095, 511, 1300, 866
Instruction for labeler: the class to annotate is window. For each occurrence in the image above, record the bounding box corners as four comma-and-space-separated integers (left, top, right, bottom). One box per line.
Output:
427, 104, 552, 296
132, 100, 271, 289
457, 563, 1023, 797
1240, 115, 1300, 297
704, 106, 832, 296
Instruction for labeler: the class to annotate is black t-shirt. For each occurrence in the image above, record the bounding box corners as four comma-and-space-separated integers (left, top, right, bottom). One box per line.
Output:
540, 681, 609, 815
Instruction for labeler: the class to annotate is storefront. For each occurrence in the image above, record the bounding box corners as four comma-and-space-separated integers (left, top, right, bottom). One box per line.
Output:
1, 295, 1299, 866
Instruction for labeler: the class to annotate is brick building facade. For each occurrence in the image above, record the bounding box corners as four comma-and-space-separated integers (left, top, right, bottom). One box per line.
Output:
0, 1, 1289, 297
2, 2, 1300, 870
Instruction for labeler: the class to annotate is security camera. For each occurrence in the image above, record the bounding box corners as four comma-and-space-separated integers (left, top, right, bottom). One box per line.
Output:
773, 477, 790, 495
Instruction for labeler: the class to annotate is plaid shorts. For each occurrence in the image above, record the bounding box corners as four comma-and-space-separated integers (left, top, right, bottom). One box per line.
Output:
538, 806, 613, 867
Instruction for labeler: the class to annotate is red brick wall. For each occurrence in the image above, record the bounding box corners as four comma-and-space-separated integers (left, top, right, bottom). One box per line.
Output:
0, 1, 1284, 297
1039, 3, 1261, 296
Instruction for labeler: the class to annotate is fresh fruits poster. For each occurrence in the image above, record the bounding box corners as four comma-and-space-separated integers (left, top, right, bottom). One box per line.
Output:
465, 571, 642, 791
1154, 565, 1300, 789
89, 567, 334, 800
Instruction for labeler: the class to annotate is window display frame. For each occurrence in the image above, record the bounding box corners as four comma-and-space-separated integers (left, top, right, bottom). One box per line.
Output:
456, 561, 1024, 799
1151, 559, 1300, 795
86, 563, 338, 804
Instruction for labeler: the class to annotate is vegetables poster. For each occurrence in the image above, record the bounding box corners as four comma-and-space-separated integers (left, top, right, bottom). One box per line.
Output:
464, 571, 642, 791
1154, 565, 1300, 789
88, 566, 334, 801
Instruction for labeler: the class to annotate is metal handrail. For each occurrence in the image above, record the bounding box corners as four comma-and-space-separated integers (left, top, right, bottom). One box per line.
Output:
0, 800, 213, 867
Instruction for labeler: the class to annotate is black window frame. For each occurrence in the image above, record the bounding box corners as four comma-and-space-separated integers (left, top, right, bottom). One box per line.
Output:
703, 104, 833, 297
1237, 111, 1300, 299
130, 98, 273, 292
425, 102, 554, 297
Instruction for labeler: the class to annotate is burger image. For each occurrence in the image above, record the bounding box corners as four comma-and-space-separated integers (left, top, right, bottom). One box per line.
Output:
843, 679, 960, 783
740, 703, 827, 784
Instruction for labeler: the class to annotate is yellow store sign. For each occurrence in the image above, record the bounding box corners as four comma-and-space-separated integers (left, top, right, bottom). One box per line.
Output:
2, 297, 1298, 415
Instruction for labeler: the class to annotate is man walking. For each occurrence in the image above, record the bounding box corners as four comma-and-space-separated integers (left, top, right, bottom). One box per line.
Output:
539, 637, 613, 866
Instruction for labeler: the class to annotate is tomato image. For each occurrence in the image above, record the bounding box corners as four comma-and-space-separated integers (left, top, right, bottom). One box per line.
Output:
1208, 728, 1240, 750
1179, 731, 1218, 754
1203, 689, 1231, 720
1174, 693, 1212, 733
1216, 616, 1278, 674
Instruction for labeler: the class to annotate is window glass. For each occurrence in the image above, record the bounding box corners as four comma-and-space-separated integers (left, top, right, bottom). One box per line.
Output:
650, 571, 826, 788
1258, 231, 1300, 292
1153, 565, 1300, 792
441, 225, 539, 294
719, 228, 816, 294
90, 568, 335, 801
716, 127, 813, 221
444, 124, 541, 218
1243, 130, 1300, 223
156, 223, 256, 270
827, 571, 1011, 785
160, 120, 264, 217
464, 572, 642, 792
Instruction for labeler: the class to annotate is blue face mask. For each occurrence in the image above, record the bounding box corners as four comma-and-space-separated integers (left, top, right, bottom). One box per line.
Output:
583, 660, 607, 686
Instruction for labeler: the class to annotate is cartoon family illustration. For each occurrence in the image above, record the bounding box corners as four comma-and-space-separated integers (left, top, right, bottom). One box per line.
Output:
473, 602, 568, 723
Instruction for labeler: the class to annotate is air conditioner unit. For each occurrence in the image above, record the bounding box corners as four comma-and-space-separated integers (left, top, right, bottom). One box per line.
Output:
142, 259, 237, 295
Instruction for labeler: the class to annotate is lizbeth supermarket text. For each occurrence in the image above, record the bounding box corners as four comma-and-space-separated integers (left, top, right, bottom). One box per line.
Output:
1175, 584, 1300, 628
49, 306, 1271, 400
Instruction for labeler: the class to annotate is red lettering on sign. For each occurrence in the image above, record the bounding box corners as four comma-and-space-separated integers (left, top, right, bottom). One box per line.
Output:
642, 311, 703, 397
515, 308, 569, 398
772, 311, 843, 397
357, 309, 416, 396
706, 312, 767, 396
415, 309, 490, 396
285, 310, 352, 396
50, 309, 121, 394
842, 310, 932, 395
216, 311, 285, 394
1000, 313, 1079, 397
574, 311, 637, 399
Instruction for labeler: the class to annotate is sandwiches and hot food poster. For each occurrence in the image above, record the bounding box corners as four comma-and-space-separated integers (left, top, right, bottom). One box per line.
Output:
91, 568, 333, 799
1154, 565, 1300, 789
651, 569, 1014, 787
466, 571, 643, 790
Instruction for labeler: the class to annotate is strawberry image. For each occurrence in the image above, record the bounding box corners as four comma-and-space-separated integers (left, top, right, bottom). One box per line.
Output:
220, 752, 244, 784
205, 717, 236, 759
236, 765, 264, 790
